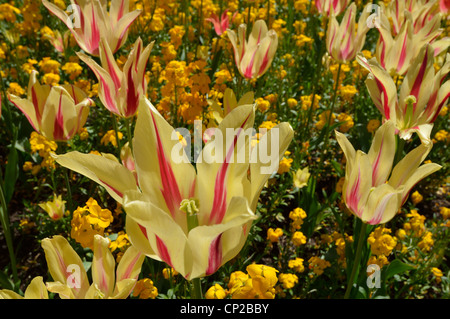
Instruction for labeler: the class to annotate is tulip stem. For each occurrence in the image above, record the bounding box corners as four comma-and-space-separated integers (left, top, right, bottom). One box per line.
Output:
64, 168, 74, 212
125, 117, 134, 154
111, 114, 122, 157
344, 221, 367, 299
191, 278, 203, 299
0, 169, 18, 284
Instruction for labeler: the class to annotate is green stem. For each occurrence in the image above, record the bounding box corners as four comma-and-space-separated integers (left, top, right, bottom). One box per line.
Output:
344, 221, 367, 299
191, 277, 203, 299
64, 168, 74, 212
393, 135, 406, 167
0, 172, 18, 283
125, 117, 134, 154
111, 114, 122, 158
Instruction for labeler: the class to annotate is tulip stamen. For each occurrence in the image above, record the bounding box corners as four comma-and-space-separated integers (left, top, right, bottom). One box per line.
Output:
180, 198, 199, 231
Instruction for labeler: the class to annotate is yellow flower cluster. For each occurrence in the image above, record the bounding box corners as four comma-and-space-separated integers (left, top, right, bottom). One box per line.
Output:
267, 228, 283, 243
205, 264, 278, 299
38, 57, 61, 85
289, 207, 307, 231
308, 256, 331, 276
132, 278, 158, 299
100, 130, 123, 147
27, 132, 58, 172
288, 257, 305, 273
367, 227, 397, 269
337, 112, 354, 133
71, 198, 113, 249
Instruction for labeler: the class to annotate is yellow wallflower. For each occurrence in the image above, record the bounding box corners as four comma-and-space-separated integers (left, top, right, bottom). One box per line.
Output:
431, 267, 443, 283
292, 231, 307, 247
440, 206, 450, 220
109, 231, 130, 252
418, 231, 434, 252
42, 73, 60, 85
100, 130, 123, 147
62, 62, 83, 80
410, 190, 423, 205
38, 57, 60, 74
0, 3, 21, 23
337, 113, 354, 133
288, 258, 305, 273
278, 157, 293, 174
367, 227, 397, 257
7, 82, 25, 96
315, 110, 335, 130
267, 228, 284, 243
289, 207, 307, 230
278, 273, 298, 289
205, 284, 227, 299
287, 98, 298, 108
434, 130, 449, 143
340, 85, 358, 101
71, 206, 104, 249
308, 256, 331, 276
367, 119, 381, 133
85, 198, 114, 228
132, 278, 158, 299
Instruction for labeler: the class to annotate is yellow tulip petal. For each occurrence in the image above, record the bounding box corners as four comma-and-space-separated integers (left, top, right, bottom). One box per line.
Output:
92, 235, 115, 298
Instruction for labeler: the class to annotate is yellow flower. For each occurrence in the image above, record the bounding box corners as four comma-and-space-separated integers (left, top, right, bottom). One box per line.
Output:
289, 207, 307, 231
293, 167, 310, 189
367, 228, 397, 257
278, 273, 298, 289
85, 198, 114, 228
292, 231, 307, 247
431, 267, 443, 283
132, 278, 158, 299
315, 110, 335, 130
340, 85, 358, 101
38, 57, 60, 74
205, 284, 227, 299
308, 256, 331, 276
71, 206, 104, 249
109, 231, 130, 252
267, 228, 283, 243
100, 130, 123, 147
410, 190, 423, 205
418, 231, 434, 252
62, 62, 83, 80
278, 157, 293, 174
256, 97, 271, 113
440, 206, 450, 220
287, 98, 298, 108
0, 3, 21, 23
38, 194, 66, 220
288, 258, 305, 273
42, 73, 60, 86
337, 113, 354, 133
162, 267, 179, 280
366, 119, 381, 133
434, 130, 449, 143
7, 82, 25, 96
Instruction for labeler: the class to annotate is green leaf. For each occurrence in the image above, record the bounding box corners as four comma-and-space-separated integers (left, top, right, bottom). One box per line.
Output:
383, 259, 416, 280
3, 144, 18, 204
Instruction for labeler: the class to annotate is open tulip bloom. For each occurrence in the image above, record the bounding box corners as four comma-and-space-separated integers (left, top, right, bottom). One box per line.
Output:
41, 235, 145, 299
227, 19, 278, 80
205, 9, 236, 36
78, 37, 153, 118
54, 97, 294, 279
326, 2, 371, 63
42, 0, 141, 56
336, 121, 441, 225
315, 0, 349, 17
375, 7, 448, 76
357, 44, 450, 144
8, 70, 94, 141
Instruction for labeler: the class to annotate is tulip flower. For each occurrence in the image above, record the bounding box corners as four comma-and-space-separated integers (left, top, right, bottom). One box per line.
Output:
357, 44, 450, 144
42, 234, 145, 299
326, 2, 371, 63
336, 121, 441, 225
78, 37, 153, 118
315, 0, 350, 17
38, 194, 67, 220
440, 0, 450, 13
53, 97, 294, 279
42, 0, 141, 56
227, 19, 278, 79
375, 8, 446, 76
210, 88, 254, 124
8, 70, 93, 141
205, 9, 237, 36
0, 277, 48, 299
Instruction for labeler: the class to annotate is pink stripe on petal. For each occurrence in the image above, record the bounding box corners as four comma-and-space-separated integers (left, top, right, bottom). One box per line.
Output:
408, 48, 429, 114
209, 114, 251, 224
31, 86, 42, 124
155, 235, 173, 268
98, 178, 123, 198
371, 139, 384, 186
120, 252, 142, 281
53, 91, 65, 140
346, 168, 363, 217
206, 234, 223, 276
150, 111, 183, 217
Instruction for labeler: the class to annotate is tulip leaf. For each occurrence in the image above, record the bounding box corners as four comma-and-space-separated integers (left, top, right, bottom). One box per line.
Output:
3, 143, 19, 204
383, 259, 416, 280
